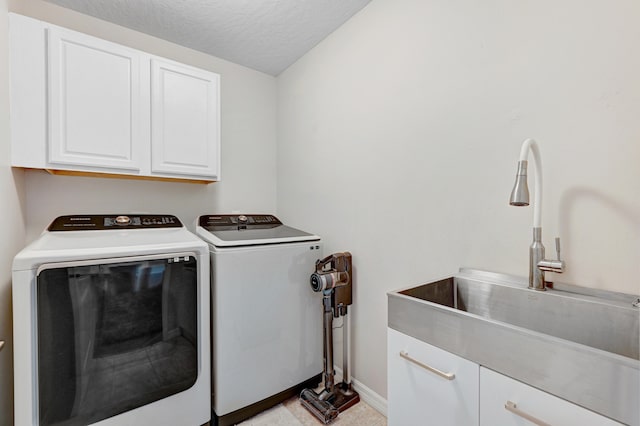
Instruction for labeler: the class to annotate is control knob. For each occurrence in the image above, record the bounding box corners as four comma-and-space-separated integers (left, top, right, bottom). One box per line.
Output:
115, 215, 131, 226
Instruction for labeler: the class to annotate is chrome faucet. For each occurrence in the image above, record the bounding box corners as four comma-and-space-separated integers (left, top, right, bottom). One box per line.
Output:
509, 138, 565, 290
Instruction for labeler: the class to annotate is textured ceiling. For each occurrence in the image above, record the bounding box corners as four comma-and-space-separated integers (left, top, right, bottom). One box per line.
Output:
43, 0, 372, 75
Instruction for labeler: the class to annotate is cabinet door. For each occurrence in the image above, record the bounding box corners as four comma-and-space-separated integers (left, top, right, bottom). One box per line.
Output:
480, 367, 622, 426
388, 328, 479, 426
150, 59, 220, 179
47, 27, 142, 171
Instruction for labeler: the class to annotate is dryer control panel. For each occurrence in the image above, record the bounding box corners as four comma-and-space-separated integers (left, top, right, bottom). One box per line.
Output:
48, 215, 183, 231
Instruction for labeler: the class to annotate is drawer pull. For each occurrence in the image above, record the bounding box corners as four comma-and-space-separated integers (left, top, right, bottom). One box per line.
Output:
505, 401, 552, 426
399, 351, 455, 380
0, 340, 4, 352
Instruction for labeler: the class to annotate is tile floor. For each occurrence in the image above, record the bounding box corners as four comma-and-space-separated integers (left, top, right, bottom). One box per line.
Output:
238, 394, 387, 426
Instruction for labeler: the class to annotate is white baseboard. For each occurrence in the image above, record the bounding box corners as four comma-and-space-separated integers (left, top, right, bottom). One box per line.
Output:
334, 366, 388, 417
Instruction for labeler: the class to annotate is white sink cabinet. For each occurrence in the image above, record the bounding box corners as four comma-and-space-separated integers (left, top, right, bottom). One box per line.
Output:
480, 367, 622, 426
388, 328, 623, 426
9, 13, 220, 183
387, 328, 479, 426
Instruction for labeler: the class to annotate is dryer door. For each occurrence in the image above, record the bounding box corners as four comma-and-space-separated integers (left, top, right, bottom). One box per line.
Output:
35, 253, 198, 426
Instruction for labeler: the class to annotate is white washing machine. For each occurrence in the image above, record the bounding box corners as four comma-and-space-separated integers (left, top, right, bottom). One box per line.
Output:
196, 214, 323, 426
12, 215, 211, 426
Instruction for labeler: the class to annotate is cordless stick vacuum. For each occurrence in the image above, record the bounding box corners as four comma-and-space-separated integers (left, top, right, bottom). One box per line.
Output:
300, 252, 360, 424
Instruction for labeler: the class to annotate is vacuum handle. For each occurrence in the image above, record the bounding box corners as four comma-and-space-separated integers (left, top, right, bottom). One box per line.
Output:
315, 252, 352, 274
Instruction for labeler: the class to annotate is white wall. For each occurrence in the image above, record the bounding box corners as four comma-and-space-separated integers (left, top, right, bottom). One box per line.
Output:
277, 0, 640, 401
8, 0, 278, 240
0, 1, 26, 424
1, 1, 277, 424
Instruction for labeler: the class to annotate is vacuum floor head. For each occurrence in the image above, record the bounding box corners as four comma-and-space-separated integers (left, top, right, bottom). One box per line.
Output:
299, 389, 339, 424
300, 382, 360, 424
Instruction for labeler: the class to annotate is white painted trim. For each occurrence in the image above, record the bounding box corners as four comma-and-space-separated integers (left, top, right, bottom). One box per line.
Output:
334, 366, 388, 417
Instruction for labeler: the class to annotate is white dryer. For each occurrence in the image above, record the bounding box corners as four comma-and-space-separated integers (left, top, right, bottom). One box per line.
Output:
196, 214, 323, 426
12, 215, 210, 426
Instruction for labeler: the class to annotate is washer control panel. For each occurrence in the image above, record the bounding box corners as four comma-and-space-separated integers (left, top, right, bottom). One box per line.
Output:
199, 214, 282, 230
48, 215, 182, 231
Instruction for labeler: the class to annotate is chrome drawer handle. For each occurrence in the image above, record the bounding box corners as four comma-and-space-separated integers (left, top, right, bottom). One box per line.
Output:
399, 351, 455, 380
505, 401, 552, 426
0, 340, 4, 352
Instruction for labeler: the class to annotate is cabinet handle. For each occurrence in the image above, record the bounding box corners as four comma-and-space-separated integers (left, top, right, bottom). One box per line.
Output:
399, 351, 455, 380
0, 341, 4, 352
505, 401, 552, 426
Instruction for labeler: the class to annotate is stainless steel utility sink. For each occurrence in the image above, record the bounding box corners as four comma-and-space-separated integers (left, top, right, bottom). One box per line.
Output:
388, 269, 640, 425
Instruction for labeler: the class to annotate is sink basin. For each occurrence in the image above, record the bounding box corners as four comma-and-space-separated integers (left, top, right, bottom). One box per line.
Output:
388, 269, 640, 425
400, 273, 639, 360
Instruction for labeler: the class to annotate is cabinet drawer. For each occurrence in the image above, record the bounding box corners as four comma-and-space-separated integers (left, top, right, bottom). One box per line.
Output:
388, 328, 479, 426
480, 367, 622, 426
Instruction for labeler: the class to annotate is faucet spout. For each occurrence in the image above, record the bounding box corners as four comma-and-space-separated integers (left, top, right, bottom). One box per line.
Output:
510, 138, 543, 228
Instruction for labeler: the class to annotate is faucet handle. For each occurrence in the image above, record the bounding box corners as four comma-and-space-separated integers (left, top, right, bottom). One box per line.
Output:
538, 236, 565, 273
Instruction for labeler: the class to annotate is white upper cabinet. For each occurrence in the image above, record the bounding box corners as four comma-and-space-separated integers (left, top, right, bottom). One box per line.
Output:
47, 27, 142, 171
150, 59, 220, 178
9, 13, 220, 183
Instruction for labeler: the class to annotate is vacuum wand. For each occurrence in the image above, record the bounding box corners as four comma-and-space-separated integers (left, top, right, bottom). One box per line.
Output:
300, 252, 359, 424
